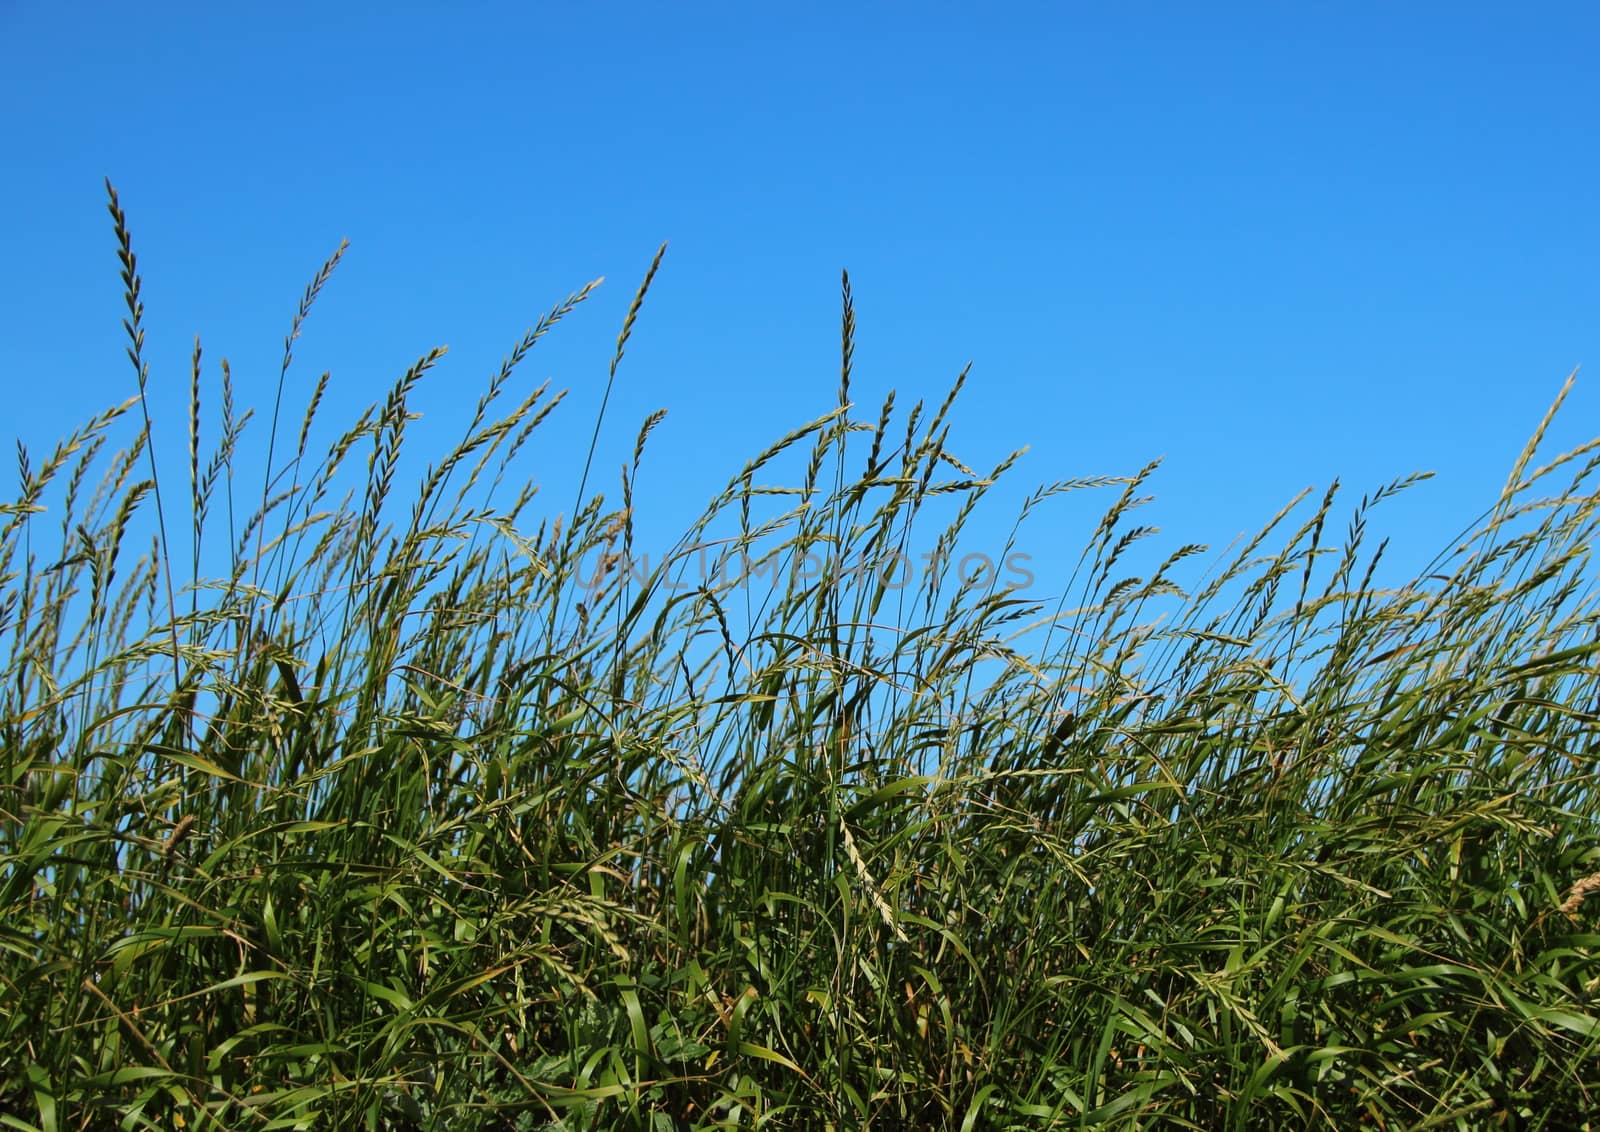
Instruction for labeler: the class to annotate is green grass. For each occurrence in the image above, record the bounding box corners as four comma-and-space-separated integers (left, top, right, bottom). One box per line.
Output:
2, 183, 1599, 1130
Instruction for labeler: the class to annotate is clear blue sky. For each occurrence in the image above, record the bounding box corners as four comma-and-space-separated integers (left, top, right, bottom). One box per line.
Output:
4, 2, 1597, 605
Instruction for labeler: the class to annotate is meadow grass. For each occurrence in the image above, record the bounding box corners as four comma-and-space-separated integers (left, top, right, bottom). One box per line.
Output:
2, 184, 1599, 1130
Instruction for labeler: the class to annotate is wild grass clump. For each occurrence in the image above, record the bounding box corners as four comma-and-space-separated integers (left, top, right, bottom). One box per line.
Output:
2, 184, 1599, 1130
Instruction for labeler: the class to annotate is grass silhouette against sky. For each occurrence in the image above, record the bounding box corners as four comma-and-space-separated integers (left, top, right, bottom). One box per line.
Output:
4, 0, 1598, 598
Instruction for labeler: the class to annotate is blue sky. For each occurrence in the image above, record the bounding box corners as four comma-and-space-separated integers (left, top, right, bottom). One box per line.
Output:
4, 2, 1598, 608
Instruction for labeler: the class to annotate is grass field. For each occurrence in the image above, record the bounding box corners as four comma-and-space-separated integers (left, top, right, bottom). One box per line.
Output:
3, 185, 1599, 1130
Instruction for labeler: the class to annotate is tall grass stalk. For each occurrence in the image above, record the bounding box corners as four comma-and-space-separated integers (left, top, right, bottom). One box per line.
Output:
1, 186, 1598, 1130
